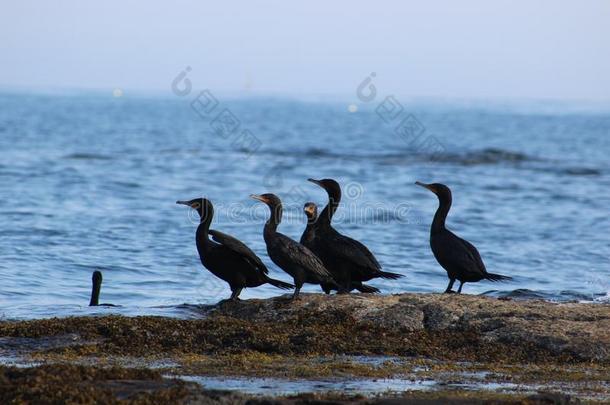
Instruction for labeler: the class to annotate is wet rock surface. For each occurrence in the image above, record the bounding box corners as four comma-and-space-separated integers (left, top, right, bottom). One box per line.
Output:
1, 293, 608, 403
0, 364, 192, 404
211, 293, 610, 362
0, 363, 586, 405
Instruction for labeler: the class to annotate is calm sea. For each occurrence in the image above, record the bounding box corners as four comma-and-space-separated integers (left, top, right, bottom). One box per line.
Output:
0, 91, 608, 319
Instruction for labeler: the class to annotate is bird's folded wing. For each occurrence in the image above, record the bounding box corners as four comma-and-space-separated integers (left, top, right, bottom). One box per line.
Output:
439, 232, 487, 276
457, 236, 488, 273
326, 232, 382, 270
209, 229, 268, 274
276, 234, 333, 279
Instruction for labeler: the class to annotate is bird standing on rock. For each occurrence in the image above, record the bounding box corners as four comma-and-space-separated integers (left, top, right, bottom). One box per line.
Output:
305, 178, 403, 293
415, 182, 512, 293
177, 198, 293, 301
251, 193, 337, 300
300, 201, 380, 294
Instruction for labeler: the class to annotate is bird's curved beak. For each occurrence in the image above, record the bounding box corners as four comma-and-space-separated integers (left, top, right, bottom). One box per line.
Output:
307, 178, 322, 186
415, 181, 434, 193
176, 200, 191, 206
250, 194, 267, 203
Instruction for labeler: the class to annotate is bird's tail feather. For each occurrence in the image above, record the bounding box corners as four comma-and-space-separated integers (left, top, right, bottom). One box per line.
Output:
266, 277, 294, 290
485, 273, 512, 282
357, 284, 380, 294
378, 271, 404, 280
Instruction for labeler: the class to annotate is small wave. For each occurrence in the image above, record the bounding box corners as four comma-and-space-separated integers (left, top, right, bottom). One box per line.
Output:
31, 227, 68, 237
267, 147, 537, 166
296, 148, 354, 159
63, 153, 113, 160
527, 164, 605, 178
483, 288, 599, 302
163, 303, 217, 318
173, 303, 216, 312
267, 147, 378, 161
302, 148, 351, 159
111, 181, 141, 189
483, 288, 550, 300
367, 209, 414, 223
430, 148, 534, 165
562, 167, 602, 176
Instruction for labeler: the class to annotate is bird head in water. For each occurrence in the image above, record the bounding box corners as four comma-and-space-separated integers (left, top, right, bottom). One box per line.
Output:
307, 178, 341, 199
303, 202, 318, 222
92, 270, 102, 284
176, 197, 213, 219
250, 193, 281, 207
415, 182, 452, 200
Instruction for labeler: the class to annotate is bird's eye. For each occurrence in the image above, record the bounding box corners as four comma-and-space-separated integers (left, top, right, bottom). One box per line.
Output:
192, 203, 200, 209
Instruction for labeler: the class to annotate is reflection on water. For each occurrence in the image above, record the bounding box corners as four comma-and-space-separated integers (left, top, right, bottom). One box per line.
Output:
179, 375, 437, 396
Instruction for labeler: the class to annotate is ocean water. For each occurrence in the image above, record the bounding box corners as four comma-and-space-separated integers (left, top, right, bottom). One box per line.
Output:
0, 91, 609, 319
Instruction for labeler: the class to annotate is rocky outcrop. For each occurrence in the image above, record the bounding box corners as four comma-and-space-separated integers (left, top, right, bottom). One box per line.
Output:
1, 293, 608, 364
211, 293, 610, 362
1, 293, 608, 403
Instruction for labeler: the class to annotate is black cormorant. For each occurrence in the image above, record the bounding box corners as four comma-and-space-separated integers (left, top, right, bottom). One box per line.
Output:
306, 178, 403, 292
300, 202, 379, 294
415, 182, 512, 293
89, 271, 117, 306
250, 193, 337, 300
300, 202, 318, 247
177, 198, 293, 301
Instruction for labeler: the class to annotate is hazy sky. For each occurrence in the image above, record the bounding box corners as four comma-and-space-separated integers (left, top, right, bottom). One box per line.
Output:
1, 1, 609, 101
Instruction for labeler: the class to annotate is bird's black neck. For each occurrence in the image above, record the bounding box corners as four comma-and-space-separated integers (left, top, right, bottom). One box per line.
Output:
318, 189, 341, 228
89, 277, 101, 306
196, 205, 214, 252
301, 217, 316, 244
305, 209, 318, 226
431, 194, 451, 234
264, 203, 282, 239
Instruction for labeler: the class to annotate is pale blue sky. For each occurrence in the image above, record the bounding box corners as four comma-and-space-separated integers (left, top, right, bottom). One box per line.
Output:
1, 0, 609, 101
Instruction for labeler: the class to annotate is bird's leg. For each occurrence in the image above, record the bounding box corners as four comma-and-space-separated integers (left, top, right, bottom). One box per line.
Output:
457, 281, 464, 294
322, 283, 332, 294
444, 278, 456, 294
337, 287, 350, 295
291, 286, 301, 301
230, 288, 242, 301
337, 273, 351, 294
